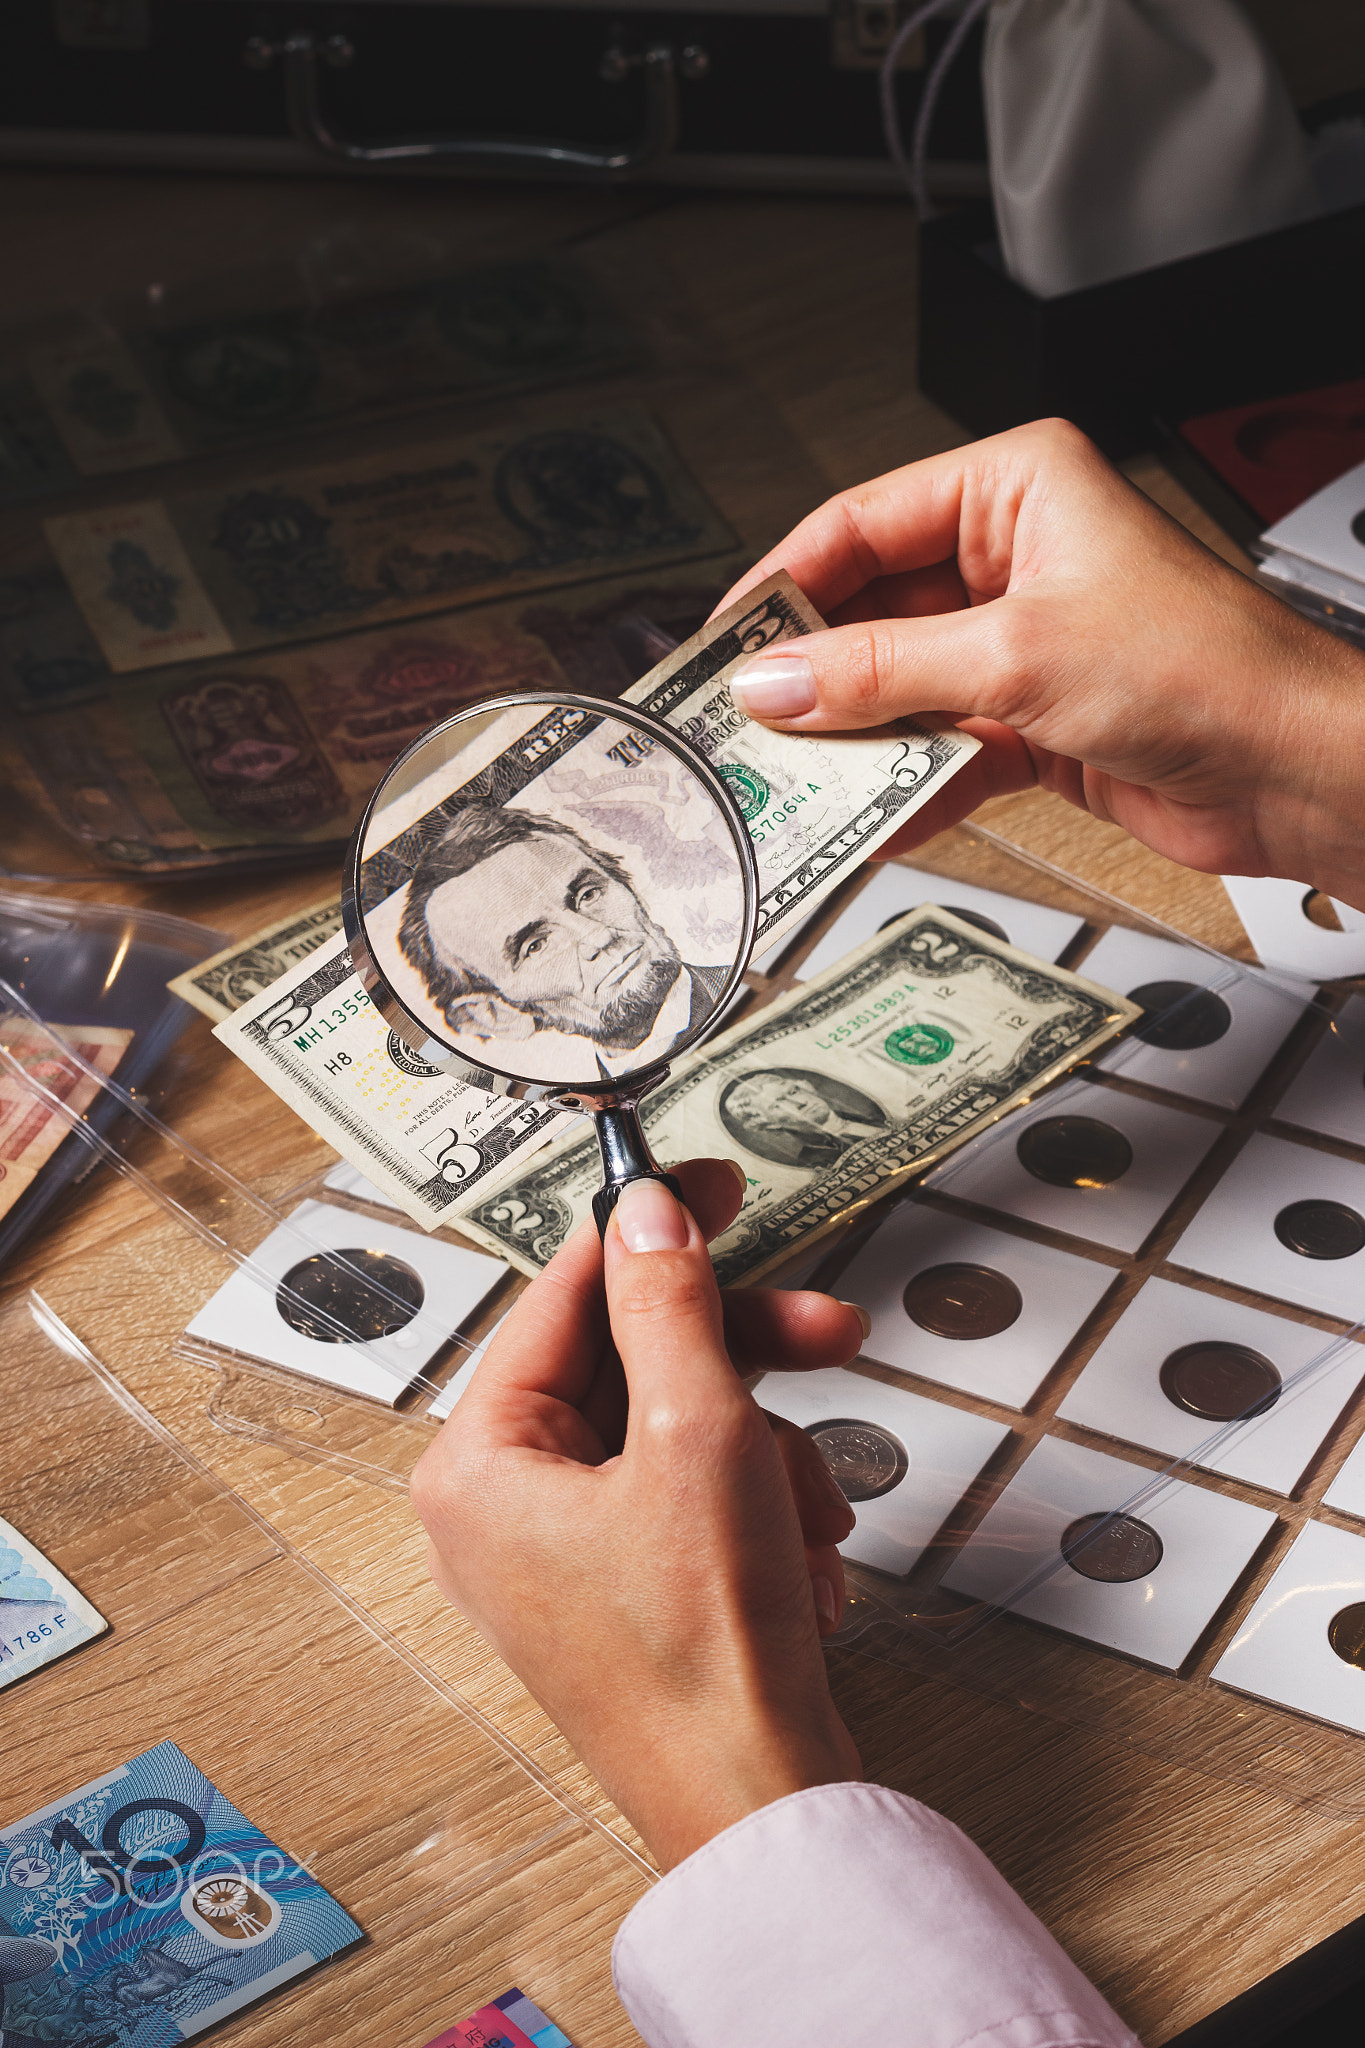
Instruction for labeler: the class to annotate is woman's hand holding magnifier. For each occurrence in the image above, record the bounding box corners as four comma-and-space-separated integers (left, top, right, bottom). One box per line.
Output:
412, 1157, 866, 1873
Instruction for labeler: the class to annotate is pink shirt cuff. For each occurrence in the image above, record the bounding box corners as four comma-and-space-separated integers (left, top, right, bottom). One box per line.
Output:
612, 1782, 1141, 2048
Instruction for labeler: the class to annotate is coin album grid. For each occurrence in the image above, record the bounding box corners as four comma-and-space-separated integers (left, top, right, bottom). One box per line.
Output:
746, 853, 1365, 1777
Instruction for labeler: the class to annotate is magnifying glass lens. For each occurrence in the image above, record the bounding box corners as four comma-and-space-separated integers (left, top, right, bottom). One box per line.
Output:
349, 695, 756, 1098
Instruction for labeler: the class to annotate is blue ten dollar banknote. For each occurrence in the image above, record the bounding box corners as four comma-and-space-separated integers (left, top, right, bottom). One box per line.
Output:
0, 1740, 361, 2043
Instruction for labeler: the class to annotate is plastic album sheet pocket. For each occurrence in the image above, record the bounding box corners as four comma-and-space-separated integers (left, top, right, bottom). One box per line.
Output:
0, 1291, 280, 1672
0, 990, 513, 1463
1057, 1279, 1365, 1494
834, 1199, 1118, 1407
923, 1078, 1225, 1254
1084, 926, 1310, 1109
16, 787, 1365, 1789
1273, 994, 1365, 1148
0, 893, 223, 1267
183, 1199, 509, 1406
756, 1366, 1010, 1577
943, 1438, 1276, 1671
793, 863, 1088, 983
1170, 1132, 1365, 1323
1212, 1522, 1365, 1737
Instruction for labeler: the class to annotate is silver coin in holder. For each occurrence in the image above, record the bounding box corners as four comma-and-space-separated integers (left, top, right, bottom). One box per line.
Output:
276, 1247, 425, 1344
807, 1417, 909, 1502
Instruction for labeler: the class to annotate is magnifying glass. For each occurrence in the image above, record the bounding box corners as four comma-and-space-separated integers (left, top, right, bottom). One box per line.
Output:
343, 691, 759, 1234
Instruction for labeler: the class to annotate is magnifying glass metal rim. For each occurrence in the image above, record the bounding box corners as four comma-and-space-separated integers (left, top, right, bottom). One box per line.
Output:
342, 688, 760, 1106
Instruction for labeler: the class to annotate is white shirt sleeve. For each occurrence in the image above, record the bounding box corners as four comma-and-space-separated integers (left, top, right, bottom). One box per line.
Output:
612, 1782, 1141, 2048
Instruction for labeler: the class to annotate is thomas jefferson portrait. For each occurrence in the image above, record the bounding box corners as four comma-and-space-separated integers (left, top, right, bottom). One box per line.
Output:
717, 1068, 888, 1169
397, 803, 726, 1070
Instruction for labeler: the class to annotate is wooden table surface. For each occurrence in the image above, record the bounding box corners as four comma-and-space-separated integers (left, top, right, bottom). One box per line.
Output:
4, 167, 1362, 2048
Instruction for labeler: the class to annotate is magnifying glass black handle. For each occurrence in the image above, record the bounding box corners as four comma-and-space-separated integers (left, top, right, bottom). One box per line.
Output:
590, 1103, 685, 1241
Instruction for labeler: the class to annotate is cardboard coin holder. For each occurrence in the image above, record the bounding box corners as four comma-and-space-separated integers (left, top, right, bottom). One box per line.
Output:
1083, 926, 1308, 1109
1322, 1429, 1365, 1518
1212, 1521, 1365, 1736
924, 1078, 1224, 1253
1170, 1132, 1365, 1323
835, 1198, 1117, 1407
184, 1199, 507, 1405
1221, 875, 1365, 982
946, 1437, 1276, 1670
1058, 1277, 1365, 1493
1273, 995, 1365, 1149
755, 1365, 1010, 1576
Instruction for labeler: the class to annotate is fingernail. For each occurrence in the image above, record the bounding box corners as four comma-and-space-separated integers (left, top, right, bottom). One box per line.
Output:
839, 1300, 873, 1342
730, 655, 816, 719
615, 1177, 689, 1253
813, 1575, 841, 1627
723, 1157, 749, 1196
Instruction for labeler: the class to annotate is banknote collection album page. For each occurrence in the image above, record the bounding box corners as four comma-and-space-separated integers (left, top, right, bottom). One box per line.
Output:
0, 216, 837, 898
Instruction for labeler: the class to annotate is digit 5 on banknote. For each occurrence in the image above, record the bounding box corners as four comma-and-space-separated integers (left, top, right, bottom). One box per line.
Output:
455, 908, 1138, 1285
214, 930, 572, 1228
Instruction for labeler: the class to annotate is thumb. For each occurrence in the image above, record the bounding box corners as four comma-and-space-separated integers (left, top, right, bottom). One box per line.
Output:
602, 1178, 748, 1428
727, 607, 1031, 734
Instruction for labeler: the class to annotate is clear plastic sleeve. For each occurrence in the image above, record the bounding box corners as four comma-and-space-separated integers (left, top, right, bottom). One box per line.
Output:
7, 796, 1365, 1806
0, 1308, 647, 2048
1, 1288, 281, 1644
0, 890, 224, 1265
0, 981, 498, 1411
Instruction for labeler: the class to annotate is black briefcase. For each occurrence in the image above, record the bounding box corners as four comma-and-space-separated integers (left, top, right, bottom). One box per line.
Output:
2, 0, 989, 196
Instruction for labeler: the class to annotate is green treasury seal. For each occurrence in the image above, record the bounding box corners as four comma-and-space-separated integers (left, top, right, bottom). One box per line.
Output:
718, 760, 770, 821
884, 1020, 954, 1064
